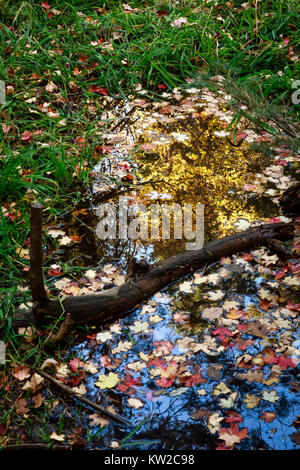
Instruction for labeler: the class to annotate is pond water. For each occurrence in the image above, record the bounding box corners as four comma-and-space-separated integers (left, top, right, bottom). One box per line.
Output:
50, 89, 299, 450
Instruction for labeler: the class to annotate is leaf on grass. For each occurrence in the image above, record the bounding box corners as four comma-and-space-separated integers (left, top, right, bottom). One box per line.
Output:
50, 432, 65, 442
129, 321, 150, 334
32, 393, 44, 408
12, 366, 31, 381
41, 358, 58, 370
22, 373, 44, 393
15, 398, 29, 416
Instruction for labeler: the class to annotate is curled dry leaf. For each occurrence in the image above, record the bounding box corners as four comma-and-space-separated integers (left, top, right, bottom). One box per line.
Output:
22, 373, 44, 393
50, 432, 65, 442
40, 358, 58, 370
244, 393, 260, 409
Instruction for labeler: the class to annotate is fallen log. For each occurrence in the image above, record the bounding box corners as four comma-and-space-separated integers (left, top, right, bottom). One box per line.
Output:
11, 220, 294, 329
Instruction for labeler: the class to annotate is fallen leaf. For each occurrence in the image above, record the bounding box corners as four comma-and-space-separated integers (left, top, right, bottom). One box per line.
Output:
213, 382, 231, 396
202, 307, 223, 320
261, 390, 279, 402
50, 432, 65, 442
12, 366, 31, 381
22, 373, 44, 393
259, 412, 276, 423
244, 393, 260, 409
128, 398, 144, 409
89, 413, 109, 427
95, 372, 119, 389
32, 393, 44, 408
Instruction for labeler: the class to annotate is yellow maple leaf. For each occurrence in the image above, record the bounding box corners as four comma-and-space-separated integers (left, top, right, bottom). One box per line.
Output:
244, 393, 260, 409
95, 372, 119, 389
213, 382, 231, 396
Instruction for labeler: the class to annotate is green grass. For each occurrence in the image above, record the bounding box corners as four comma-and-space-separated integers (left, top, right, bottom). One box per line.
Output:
0, 0, 299, 363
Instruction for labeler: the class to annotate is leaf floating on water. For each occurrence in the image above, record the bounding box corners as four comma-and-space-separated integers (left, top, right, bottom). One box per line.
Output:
128, 398, 144, 409
169, 387, 189, 397
202, 307, 223, 320
95, 372, 119, 389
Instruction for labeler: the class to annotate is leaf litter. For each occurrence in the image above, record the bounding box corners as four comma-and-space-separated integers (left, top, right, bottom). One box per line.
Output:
10, 80, 300, 450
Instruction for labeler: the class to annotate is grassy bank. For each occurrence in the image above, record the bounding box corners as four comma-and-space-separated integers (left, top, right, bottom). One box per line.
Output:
0, 0, 299, 352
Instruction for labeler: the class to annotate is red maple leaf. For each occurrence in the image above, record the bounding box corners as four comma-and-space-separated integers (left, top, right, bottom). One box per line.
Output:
69, 358, 80, 372
41, 1, 51, 11
147, 358, 167, 368
157, 10, 169, 17
155, 377, 174, 387
287, 302, 300, 312
263, 350, 297, 369
88, 85, 109, 96
260, 299, 272, 311
21, 130, 33, 141
224, 411, 243, 424
219, 423, 248, 442
277, 356, 298, 369
212, 327, 235, 342
180, 374, 207, 387
116, 374, 142, 393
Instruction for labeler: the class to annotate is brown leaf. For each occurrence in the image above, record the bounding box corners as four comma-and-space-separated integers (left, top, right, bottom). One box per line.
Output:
12, 366, 31, 381
32, 393, 44, 408
191, 408, 212, 420
259, 412, 276, 423
88, 413, 109, 427
22, 373, 44, 393
15, 398, 29, 416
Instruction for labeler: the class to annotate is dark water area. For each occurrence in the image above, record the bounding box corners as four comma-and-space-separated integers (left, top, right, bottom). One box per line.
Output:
48, 96, 299, 450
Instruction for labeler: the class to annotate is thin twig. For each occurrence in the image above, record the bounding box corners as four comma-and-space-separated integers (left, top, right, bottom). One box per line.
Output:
35, 368, 133, 428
